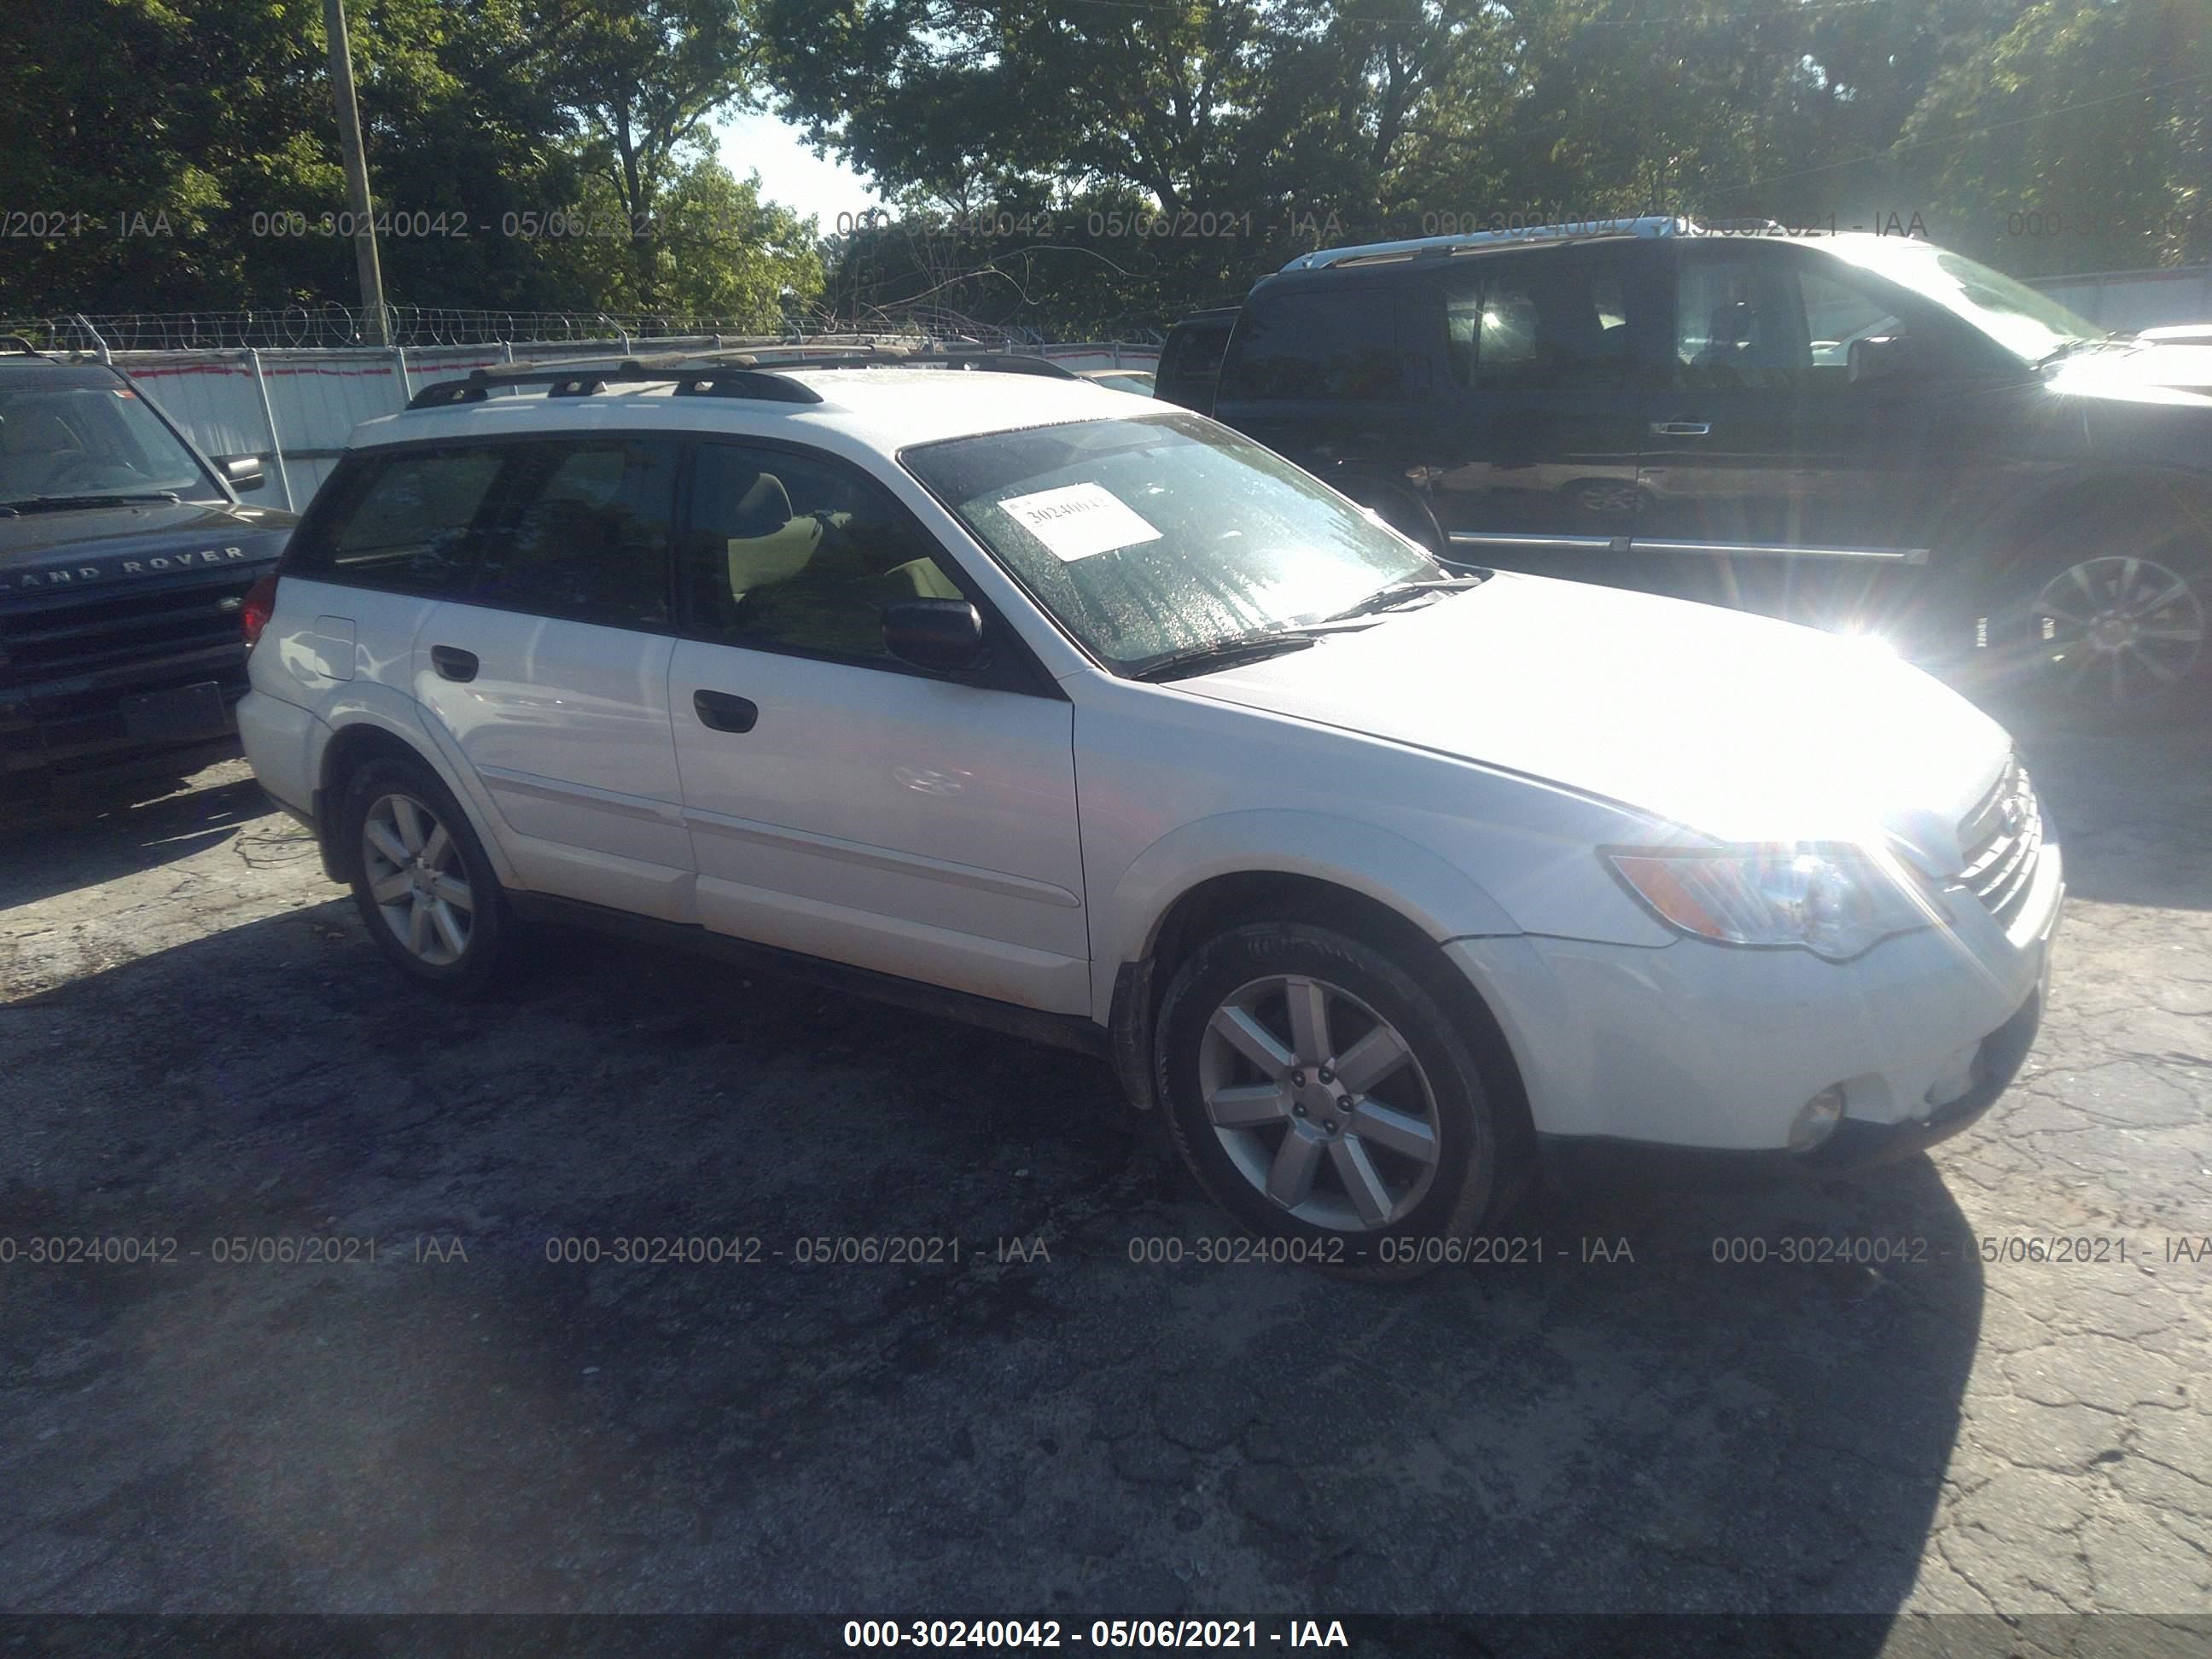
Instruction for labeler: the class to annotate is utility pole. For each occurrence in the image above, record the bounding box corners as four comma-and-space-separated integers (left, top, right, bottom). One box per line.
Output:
323, 0, 389, 346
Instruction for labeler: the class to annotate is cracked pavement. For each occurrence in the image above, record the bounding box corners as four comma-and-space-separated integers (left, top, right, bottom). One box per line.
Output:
1, 700, 2208, 1639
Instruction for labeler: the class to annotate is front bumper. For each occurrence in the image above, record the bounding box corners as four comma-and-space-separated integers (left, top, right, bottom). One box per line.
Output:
0, 642, 250, 791
1533, 981, 2043, 1190
1447, 834, 2064, 1186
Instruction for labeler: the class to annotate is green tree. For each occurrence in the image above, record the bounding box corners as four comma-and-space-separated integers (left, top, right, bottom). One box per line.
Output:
536, 0, 760, 308
564, 151, 823, 321
1900, 0, 2211, 273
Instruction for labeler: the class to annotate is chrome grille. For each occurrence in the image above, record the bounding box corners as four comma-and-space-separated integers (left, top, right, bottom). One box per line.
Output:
1955, 759, 2042, 927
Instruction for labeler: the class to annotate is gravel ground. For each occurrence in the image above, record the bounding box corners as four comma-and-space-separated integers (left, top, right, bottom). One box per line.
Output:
1, 702, 2209, 1645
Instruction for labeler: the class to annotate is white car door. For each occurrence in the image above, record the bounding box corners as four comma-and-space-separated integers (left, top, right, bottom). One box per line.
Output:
409, 436, 694, 920
667, 440, 1090, 1014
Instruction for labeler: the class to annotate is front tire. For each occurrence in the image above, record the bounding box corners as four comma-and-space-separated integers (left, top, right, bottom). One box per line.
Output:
339, 757, 514, 995
1155, 922, 1507, 1281
1996, 518, 2209, 713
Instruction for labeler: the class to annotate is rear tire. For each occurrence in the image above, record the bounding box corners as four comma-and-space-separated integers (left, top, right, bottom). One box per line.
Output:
1155, 922, 1509, 1282
338, 757, 515, 996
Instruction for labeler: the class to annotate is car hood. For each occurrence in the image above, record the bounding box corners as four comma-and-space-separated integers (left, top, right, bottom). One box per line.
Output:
2046, 340, 2212, 401
0, 500, 293, 597
1179, 573, 2014, 871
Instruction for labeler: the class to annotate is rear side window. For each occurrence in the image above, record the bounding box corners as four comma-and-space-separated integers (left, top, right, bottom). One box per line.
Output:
1223, 288, 1412, 400
1443, 248, 1637, 392
283, 446, 507, 594
470, 439, 678, 629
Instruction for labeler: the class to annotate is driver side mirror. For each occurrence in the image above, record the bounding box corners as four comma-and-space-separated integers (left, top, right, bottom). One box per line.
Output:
1847, 335, 1917, 387
221, 455, 266, 493
882, 598, 987, 672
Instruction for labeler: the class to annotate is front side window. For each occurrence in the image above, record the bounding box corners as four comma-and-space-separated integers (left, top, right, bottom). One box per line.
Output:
1673, 251, 1911, 392
1225, 288, 1410, 400
470, 439, 678, 629
684, 444, 961, 662
284, 445, 508, 594
0, 382, 217, 504
904, 411, 1441, 675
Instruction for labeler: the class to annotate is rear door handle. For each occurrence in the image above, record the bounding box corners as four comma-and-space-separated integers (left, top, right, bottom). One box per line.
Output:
1649, 420, 1713, 437
693, 689, 759, 734
429, 645, 478, 682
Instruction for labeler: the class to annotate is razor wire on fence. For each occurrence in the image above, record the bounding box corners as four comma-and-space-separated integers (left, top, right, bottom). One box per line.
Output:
0, 300, 1119, 355
0, 303, 1162, 517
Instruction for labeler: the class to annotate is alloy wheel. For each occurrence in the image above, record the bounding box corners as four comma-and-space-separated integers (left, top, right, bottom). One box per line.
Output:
1196, 973, 1442, 1231
2030, 554, 2205, 705
361, 792, 474, 967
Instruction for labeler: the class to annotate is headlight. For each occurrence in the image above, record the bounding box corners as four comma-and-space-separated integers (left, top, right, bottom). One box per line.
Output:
1604, 844, 1939, 962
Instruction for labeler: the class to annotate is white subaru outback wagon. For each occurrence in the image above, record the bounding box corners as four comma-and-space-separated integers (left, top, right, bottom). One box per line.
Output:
238, 348, 2063, 1275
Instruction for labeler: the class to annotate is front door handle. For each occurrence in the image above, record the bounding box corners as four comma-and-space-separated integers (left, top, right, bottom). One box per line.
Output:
1649, 420, 1713, 437
429, 644, 478, 682
693, 689, 759, 734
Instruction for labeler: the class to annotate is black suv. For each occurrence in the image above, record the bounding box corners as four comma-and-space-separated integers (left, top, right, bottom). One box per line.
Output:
1170, 218, 2212, 707
0, 341, 294, 797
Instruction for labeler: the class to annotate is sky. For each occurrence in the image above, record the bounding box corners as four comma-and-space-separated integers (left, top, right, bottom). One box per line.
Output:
710, 108, 888, 231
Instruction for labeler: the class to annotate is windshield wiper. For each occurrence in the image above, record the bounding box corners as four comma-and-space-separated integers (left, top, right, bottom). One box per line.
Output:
1132, 632, 1322, 683
0, 491, 183, 516
1324, 572, 1488, 621
2031, 337, 2128, 371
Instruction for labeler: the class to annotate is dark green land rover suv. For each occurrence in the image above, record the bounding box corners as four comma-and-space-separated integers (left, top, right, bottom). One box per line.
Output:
0, 341, 294, 797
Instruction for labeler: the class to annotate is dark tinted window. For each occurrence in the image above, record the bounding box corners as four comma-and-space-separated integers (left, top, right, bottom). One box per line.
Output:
1443, 250, 1635, 391
684, 444, 958, 663
1225, 288, 1409, 400
470, 439, 678, 628
284, 445, 506, 593
1674, 251, 1912, 393
1156, 318, 1234, 409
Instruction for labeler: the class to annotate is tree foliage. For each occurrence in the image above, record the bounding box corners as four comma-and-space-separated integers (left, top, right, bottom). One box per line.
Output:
770, 0, 2210, 332
0, 0, 2203, 332
0, 0, 813, 323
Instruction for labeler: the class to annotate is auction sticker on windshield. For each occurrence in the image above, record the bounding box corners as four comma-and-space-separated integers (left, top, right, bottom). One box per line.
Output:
998, 482, 1161, 562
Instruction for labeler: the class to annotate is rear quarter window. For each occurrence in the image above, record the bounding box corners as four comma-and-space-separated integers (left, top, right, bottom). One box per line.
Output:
1220, 287, 1417, 401
282, 446, 507, 594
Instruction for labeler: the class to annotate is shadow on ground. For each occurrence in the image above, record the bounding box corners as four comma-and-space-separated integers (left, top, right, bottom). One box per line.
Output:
3, 899, 1984, 1628
0, 765, 269, 911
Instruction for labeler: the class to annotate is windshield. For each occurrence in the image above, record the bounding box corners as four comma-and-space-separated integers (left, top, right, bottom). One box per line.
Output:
904, 411, 1442, 675
0, 383, 216, 504
1828, 240, 2110, 363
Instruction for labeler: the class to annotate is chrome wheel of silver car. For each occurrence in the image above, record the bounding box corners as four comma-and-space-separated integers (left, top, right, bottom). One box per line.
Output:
361, 791, 474, 967
2031, 554, 2206, 704
1197, 973, 1442, 1231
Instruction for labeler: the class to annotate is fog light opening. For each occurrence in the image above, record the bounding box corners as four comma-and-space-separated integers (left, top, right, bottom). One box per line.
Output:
1789, 1086, 1848, 1155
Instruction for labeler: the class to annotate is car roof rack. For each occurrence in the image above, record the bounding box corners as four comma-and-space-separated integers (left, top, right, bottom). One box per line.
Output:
406, 345, 1081, 410
1279, 214, 1697, 272
0, 335, 53, 359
